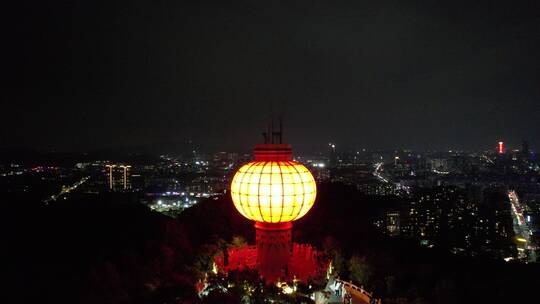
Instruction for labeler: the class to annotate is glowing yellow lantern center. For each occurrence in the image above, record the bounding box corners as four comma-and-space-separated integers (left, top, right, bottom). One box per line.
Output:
230, 160, 317, 223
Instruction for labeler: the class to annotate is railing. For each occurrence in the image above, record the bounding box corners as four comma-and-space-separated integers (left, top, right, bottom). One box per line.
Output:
335, 278, 382, 304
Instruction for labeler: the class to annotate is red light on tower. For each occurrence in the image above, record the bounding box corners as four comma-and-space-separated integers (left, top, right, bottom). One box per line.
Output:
498, 141, 504, 154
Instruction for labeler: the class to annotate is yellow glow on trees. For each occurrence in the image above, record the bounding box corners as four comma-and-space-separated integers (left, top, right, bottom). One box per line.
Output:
230, 161, 317, 223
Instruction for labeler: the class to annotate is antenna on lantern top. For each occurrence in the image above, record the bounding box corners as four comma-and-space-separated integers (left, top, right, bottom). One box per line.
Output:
261, 116, 283, 144
272, 117, 283, 144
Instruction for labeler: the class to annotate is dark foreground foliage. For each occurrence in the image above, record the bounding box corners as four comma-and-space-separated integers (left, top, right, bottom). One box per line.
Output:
3, 183, 540, 303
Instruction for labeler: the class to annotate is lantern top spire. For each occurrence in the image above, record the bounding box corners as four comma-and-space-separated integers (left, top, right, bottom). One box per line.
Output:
261, 117, 283, 144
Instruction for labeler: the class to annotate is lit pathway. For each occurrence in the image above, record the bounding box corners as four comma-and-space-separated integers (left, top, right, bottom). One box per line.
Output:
318, 277, 376, 304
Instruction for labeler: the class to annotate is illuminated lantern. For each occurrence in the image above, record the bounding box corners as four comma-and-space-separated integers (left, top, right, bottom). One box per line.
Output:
230, 153, 317, 223
230, 143, 317, 281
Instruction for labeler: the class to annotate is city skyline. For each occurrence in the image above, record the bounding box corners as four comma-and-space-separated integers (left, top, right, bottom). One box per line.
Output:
4, 1, 540, 303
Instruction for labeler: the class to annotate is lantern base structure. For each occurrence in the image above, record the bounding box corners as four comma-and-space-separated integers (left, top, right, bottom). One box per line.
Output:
255, 222, 293, 282
214, 223, 329, 284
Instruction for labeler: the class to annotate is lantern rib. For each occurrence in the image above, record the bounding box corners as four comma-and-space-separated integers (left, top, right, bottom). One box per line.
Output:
277, 161, 285, 222
268, 161, 274, 222
252, 162, 265, 221
247, 163, 260, 221
290, 162, 306, 221
288, 161, 297, 221
257, 162, 267, 222
239, 162, 257, 220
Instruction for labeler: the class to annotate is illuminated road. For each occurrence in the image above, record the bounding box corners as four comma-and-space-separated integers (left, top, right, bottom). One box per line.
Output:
372, 162, 410, 195
480, 154, 495, 165
373, 162, 389, 183
44, 176, 90, 204
508, 190, 536, 262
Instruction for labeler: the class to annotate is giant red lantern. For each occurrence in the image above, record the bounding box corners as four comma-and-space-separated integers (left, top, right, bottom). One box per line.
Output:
230, 143, 317, 281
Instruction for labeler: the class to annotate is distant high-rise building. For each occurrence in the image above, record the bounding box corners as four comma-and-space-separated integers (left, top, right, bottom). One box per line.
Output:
131, 174, 145, 191
386, 210, 401, 236
328, 142, 337, 167
429, 158, 449, 172
522, 140, 530, 155
105, 164, 132, 191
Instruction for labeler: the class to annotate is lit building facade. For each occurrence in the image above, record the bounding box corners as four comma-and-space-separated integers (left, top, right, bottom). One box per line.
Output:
105, 164, 132, 191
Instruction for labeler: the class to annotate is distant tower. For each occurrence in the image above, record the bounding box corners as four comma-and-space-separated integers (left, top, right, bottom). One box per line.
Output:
386, 210, 401, 236
230, 124, 317, 282
522, 140, 530, 156
497, 141, 504, 154
328, 142, 337, 167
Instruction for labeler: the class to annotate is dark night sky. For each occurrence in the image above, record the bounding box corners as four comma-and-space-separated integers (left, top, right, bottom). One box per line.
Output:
3, 0, 540, 153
